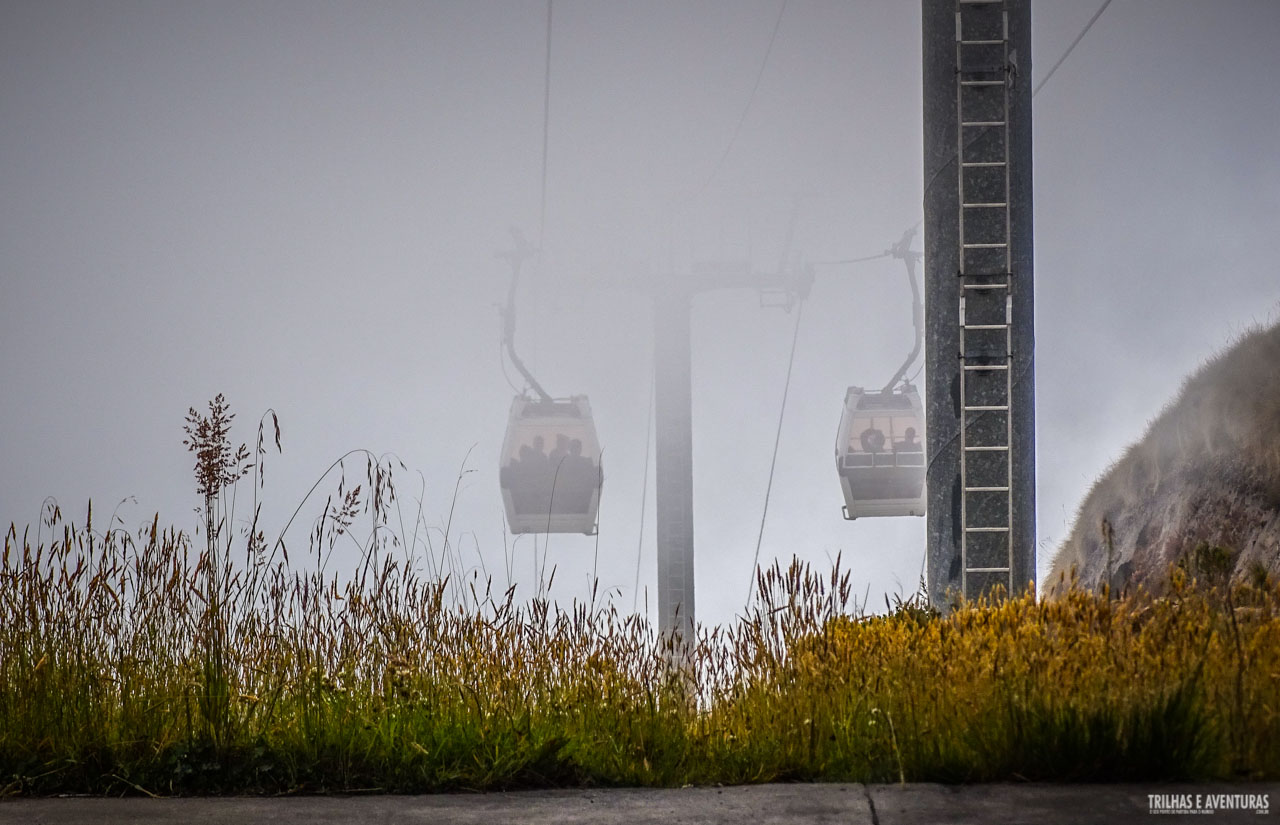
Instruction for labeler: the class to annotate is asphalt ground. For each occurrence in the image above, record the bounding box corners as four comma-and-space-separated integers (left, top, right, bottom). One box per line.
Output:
2, 783, 1276, 824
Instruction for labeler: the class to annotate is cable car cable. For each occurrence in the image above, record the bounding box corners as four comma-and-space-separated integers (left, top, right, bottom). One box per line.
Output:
1033, 0, 1112, 98
745, 298, 805, 611
810, 251, 890, 267
538, 0, 553, 255
531, 0, 555, 378
633, 363, 655, 614
690, 0, 791, 202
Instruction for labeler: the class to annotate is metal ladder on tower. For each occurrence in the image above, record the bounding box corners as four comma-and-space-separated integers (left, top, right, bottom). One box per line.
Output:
956, 0, 1014, 599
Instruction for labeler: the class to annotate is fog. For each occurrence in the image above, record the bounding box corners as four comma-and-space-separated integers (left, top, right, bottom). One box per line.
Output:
2, 1, 1277, 629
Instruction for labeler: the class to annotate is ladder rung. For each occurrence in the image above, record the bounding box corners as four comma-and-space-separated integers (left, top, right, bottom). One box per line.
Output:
962, 120, 1006, 127
963, 242, 1008, 249
963, 363, 1009, 371
960, 80, 1005, 86
965, 527, 1010, 533
965, 566, 1011, 573
961, 161, 1006, 167
959, 39, 1005, 46
964, 405, 1009, 411
964, 445, 1009, 452
963, 202, 1008, 208
961, 282, 1009, 289
962, 324, 1009, 330
958, 0, 1003, 4
965, 486, 1010, 493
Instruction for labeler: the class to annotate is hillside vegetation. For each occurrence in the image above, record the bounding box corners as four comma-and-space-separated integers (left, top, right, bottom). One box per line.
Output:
1049, 321, 1280, 595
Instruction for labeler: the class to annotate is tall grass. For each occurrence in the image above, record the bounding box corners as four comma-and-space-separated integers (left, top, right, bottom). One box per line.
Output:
2, 396, 1277, 794
2, 514, 1278, 795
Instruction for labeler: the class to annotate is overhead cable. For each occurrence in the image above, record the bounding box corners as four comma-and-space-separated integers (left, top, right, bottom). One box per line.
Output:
745, 299, 805, 611
1033, 0, 1113, 97
632, 363, 655, 614
691, 0, 791, 201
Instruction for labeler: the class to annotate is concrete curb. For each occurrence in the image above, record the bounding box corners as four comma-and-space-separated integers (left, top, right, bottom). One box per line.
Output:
2, 782, 1275, 824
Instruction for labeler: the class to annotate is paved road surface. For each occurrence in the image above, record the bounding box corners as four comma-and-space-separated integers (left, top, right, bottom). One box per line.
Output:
2, 782, 1275, 824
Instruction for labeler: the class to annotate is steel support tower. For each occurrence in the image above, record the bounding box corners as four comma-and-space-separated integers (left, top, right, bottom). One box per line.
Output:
649, 264, 811, 643
923, 0, 1035, 607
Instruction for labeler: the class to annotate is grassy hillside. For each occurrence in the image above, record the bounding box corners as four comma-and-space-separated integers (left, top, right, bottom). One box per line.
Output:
1050, 321, 1280, 594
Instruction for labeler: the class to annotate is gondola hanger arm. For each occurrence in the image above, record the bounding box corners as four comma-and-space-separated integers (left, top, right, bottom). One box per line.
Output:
882, 226, 924, 393
499, 227, 554, 404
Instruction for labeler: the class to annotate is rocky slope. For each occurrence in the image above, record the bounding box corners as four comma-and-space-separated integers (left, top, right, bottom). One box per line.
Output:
1047, 321, 1280, 595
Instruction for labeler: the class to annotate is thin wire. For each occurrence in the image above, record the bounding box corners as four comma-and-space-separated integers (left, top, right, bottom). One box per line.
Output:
538, 0, 553, 254
1033, 0, 1113, 98
591, 448, 604, 596
632, 362, 655, 614
691, 0, 790, 201
532, 0, 555, 377
810, 251, 891, 267
745, 299, 805, 611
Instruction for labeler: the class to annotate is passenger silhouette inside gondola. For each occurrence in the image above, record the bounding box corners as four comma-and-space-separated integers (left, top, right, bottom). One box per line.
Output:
567, 439, 591, 476
506, 432, 598, 516
896, 427, 921, 452
549, 436, 594, 513
528, 435, 548, 467
548, 433, 570, 467
509, 437, 547, 511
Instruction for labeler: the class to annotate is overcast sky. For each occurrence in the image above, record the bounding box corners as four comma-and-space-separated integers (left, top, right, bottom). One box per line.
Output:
2, 0, 1277, 629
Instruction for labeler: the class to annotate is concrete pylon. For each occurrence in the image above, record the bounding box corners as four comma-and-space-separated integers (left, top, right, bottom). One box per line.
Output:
923, 0, 1035, 607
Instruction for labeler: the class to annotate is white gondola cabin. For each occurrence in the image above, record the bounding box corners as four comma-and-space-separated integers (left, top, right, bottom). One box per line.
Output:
500, 395, 603, 534
836, 385, 925, 519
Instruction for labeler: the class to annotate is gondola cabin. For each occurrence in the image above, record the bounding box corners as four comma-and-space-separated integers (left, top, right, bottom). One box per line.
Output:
500, 395, 603, 534
836, 386, 925, 519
